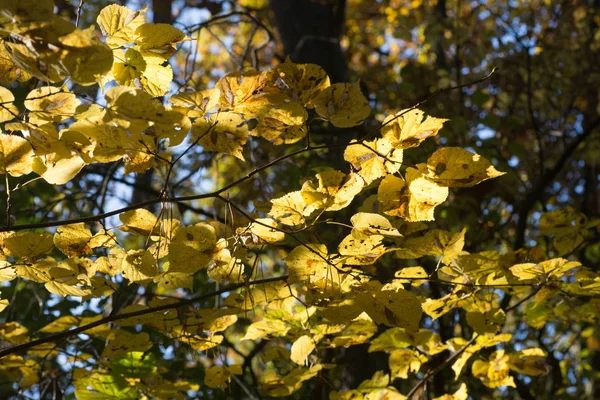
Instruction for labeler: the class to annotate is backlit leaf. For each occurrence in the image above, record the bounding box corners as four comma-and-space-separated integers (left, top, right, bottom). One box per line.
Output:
417, 147, 505, 187
313, 82, 370, 127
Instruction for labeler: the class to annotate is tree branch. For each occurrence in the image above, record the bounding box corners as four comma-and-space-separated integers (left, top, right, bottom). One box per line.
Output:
0, 275, 288, 359
515, 116, 600, 249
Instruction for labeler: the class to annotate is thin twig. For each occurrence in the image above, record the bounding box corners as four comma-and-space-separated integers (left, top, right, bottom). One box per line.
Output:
0, 275, 288, 359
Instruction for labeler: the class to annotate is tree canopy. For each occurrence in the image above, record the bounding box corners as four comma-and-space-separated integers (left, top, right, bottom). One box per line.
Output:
0, 0, 599, 399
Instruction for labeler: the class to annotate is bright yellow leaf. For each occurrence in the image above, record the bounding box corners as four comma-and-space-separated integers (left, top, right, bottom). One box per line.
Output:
0, 86, 18, 122
1, 232, 54, 259
378, 168, 448, 221
301, 169, 364, 214
381, 108, 447, 149
350, 212, 402, 239
24, 87, 80, 124
417, 147, 505, 187
344, 138, 403, 184
313, 82, 370, 127
193, 112, 248, 160
97, 5, 147, 47
0, 134, 33, 177
290, 335, 315, 365
121, 250, 158, 284
135, 23, 190, 59
269, 191, 307, 226
168, 223, 217, 274
53, 223, 93, 257
268, 60, 330, 107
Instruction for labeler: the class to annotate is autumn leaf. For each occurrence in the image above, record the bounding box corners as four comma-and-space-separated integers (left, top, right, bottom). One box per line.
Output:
0, 86, 18, 123
344, 138, 403, 184
53, 223, 93, 257
313, 82, 371, 127
97, 5, 147, 47
290, 335, 316, 365
193, 112, 248, 160
416, 147, 505, 187
0, 134, 33, 177
378, 168, 448, 221
301, 169, 364, 214
381, 108, 447, 149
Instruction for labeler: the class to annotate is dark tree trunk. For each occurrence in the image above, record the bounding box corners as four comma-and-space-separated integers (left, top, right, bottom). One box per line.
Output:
269, 2, 386, 397
270, 0, 348, 83
130, 0, 174, 210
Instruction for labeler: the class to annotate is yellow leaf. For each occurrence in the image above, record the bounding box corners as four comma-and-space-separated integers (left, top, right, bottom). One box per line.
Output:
313, 82, 370, 127
285, 244, 328, 284
369, 328, 446, 355
238, 92, 307, 130
225, 282, 290, 310
183, 334, 223, 351
32, 155, 86, 185
242, 319, 290, 341
14, 257, 54, 282
466, 309, 506, 334
24, 87, 80, 124
290, 335, 315, 365
119, 208, 160, 236
0, 134, 33, 177
509, 263, 544, 281
97, 5, 147, 47
508, 348, 547, 376
1, 232, 54, 259
261, 365, 322, 397
238, 218, 285, 245
417, 147, 505, 187
0, 39, 32, 83
0, 86, 18, 122
193, 112, 248, 160
171, 88, 220, 118
168, 223, 217, 274
53, 223, 93, 257
388, 349, 427, 378
427, 229, 466, 264
89, 229, 117, 249
121, 250, 158, 284
192, 309, 239, 333
59, 28, 114, 85
102, 331, 152, 358
135, 23, 189, 59
39, 316, 80, 333
511, 258, 579, 281
238, 0, 269, 8
350, 212, 402, 239
432, 383, 468, 400
338, 233, 386, 265
217, 70, 267, 109
268, 60, 330, 107
112, 48, 173, 96
94, 248, 125, 276
344, 138, 403, 184
156, 271, 194, 291
360, 286, 423, 331
472, 350, 515, 388
269, 191, 307, 226
395, 267, 428, 286
381, 108, 447, 149
378, 168, 448, 221
0, 261, 16, 281
204, 366, 231, 389
301, 169, 364, 214
45, 280, 92, 297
